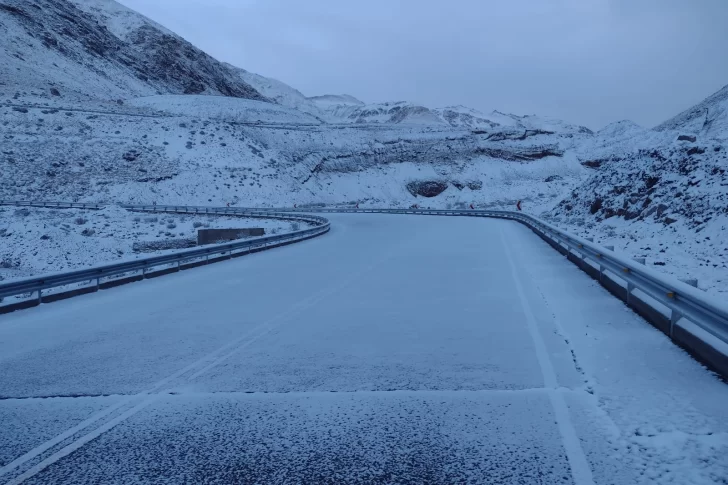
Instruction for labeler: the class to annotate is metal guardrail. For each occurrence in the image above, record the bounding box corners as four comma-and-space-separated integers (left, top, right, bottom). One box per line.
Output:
0, 200, 105, 210
0, 203, 329, 307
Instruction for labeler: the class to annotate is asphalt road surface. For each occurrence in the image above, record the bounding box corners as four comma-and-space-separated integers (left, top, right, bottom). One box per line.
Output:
1, 214, 726, 484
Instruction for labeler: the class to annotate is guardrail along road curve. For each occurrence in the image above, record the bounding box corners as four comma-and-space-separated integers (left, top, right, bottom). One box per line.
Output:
1, 212, 727, 484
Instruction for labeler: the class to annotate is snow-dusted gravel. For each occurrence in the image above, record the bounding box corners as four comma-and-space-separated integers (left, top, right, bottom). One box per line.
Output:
0, 205, 297, 282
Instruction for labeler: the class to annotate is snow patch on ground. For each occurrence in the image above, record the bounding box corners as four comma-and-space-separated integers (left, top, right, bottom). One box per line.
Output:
127, 95, 321, 125
0, 205, 297, 281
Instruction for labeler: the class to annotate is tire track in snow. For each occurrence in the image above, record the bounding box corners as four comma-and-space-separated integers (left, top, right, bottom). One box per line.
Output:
499, 226, 596, 485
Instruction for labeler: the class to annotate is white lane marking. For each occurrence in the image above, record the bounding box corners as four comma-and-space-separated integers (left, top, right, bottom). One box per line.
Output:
4, 238, 401, 484
499, 226, 596, 485
0, 312, 292, 479
5, 396, 161, 485
0, 396, 134, 478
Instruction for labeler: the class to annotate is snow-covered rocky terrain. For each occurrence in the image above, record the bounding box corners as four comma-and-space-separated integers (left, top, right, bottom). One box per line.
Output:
547, 85, 728, 296
0, 205, 296, 282
0, 0, 266, 104
1, 0, 726, 296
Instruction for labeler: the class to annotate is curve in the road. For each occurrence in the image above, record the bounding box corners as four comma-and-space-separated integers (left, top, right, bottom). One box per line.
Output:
1, 214, 727, 484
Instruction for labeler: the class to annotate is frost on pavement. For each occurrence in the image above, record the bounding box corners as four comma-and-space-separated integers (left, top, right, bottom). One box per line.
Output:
1, 215, 726, 484
1, 1, 728, 482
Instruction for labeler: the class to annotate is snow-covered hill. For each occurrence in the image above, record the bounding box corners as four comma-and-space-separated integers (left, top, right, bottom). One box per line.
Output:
128, 95, 322, 125
1, 0, 725, 295
548, 85, 728, 295
231, 66, 323, 118
654, 83, 728, 141
0, 0, 266, 104
308, 94, 365, 109
310, 98, 594, 135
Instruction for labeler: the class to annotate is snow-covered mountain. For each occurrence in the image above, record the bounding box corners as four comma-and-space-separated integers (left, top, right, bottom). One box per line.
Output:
1, 0, 726, 294
230, 65, 323, 118
308, 98, 594, 134
553, 82, 728, 226
308, 94, 365, 108
654, 83, 728, 141
547, 84, 728, 295
0, 0, 266, 103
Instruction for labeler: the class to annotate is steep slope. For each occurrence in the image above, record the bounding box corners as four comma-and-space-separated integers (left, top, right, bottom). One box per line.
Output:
0, 0, 266, 103
548, 84, 728, 295
433, 106, 500, 130
654, 83, 728, 141
127, 95, 322, 124
230, 65, 323, 117
308, 94, 365, 108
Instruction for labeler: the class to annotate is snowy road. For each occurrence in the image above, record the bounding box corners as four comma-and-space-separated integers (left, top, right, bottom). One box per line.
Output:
1, 214, 727, 484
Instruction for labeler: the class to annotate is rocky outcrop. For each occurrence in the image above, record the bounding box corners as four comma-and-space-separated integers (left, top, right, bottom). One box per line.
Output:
406, 181, 448, 198
678, 135, 697, 142
475, 145, 564, 162
0, 0, 266, 101
553, 146, 728, 225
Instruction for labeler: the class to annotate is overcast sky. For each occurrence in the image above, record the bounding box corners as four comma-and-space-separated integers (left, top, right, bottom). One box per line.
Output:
118, 0, 728, 130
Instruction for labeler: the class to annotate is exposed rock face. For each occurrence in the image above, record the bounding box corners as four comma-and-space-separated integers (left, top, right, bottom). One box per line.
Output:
127, 25, 264, 98
475, 145, 564, 162
553, 146, 728, 225
406, 181, 449, 198
0, 0, 266, 101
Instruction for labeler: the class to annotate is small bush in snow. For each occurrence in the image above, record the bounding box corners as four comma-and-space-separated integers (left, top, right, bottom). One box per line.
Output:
167, 223, 177, 229
74, 217, 87, 225
144, 217, 158, 223
193, 221, 203, 228
14, 208, 30, 217
133, 217, 141, 222
81, 228, 95, 237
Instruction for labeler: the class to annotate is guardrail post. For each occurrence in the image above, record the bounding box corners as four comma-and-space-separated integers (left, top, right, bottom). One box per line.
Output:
37, 289, 42, 303
562, 240, 571, 257
96, 277, 100, 290
670, 309, 682, 337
